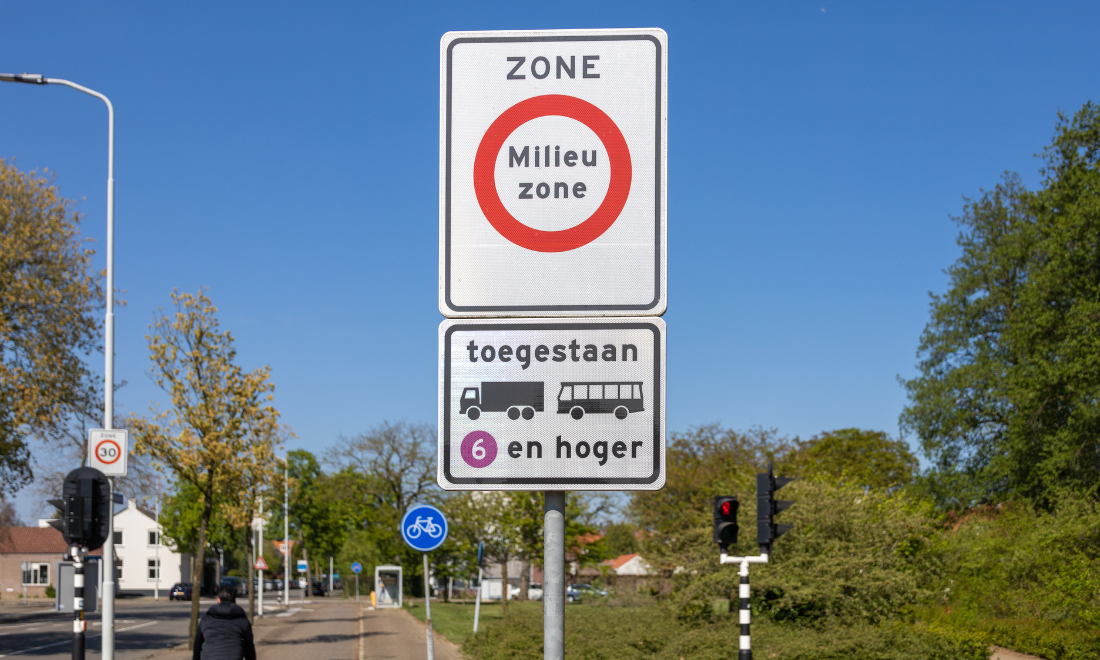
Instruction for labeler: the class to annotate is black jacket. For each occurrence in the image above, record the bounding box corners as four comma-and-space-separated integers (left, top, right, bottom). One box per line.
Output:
193, 602, 256, 660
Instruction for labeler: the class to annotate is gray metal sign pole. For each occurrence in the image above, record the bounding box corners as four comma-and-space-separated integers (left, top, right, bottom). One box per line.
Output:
543, 492, 565, 660
423, 553, 434, 660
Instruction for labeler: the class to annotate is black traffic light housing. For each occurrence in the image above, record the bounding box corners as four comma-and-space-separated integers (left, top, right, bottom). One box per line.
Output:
713, 496, 739, 551
756, 463, 794, 554
47, 467, 111, 550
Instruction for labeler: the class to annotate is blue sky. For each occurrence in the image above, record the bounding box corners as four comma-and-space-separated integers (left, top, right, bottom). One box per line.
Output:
2, 2, 1098, 518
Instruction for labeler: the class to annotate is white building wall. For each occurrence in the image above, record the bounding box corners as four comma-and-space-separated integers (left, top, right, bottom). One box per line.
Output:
112, 500, 185, 593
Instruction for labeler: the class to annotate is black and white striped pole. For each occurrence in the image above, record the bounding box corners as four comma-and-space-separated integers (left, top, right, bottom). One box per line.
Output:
72, 546, 86, 660
719, 552, 768, 660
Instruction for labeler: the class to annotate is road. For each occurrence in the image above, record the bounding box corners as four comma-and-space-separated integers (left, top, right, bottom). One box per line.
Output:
0, 597, 459, 660
0, 599, 194, 659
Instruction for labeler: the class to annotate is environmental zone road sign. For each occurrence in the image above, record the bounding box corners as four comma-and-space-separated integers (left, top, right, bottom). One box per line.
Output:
401, 504, 449, 552
89, 429, 128, 477
440, 28, 668, 317
437, 317, 665, 490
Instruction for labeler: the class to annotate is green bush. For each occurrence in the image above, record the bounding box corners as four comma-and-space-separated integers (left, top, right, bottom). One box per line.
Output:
462, 601, 990, 660
45, 585, 55, 598
656, 479, 940, 625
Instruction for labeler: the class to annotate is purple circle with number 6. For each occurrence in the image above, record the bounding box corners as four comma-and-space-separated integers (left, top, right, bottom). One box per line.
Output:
461, 431, 497, 468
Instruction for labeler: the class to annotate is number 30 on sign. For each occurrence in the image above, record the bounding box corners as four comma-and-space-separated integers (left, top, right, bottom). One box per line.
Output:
89, 429, 129, 477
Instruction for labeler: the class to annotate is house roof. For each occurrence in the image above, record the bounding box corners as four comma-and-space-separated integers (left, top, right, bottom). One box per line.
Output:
0, 527, 68, 554
603, 553, 640, 570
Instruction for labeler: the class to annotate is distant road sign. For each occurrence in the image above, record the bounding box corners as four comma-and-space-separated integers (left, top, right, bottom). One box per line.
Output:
440, 29, 668, 317
401, 505, 449, 552
351, 562, 362, 574
89, 429, 128, 477
438, 317, 665, 490
254, 556, 268, 571
297, 560, 308, 573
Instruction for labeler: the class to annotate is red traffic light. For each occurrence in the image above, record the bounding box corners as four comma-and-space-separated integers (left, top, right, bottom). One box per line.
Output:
721, 501, 732, 516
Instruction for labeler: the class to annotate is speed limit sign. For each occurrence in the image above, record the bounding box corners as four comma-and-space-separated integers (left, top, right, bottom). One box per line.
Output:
89, 429, 128, 477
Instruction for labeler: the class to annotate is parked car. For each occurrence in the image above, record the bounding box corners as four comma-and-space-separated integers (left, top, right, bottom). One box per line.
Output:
219, 576, 247, 597
566, 583, 607, 602
272, 579, 284, 591
264, 579, 276, 591
169, 583, 193, 601
528, 583, 544, 601
311, 580, 328, 596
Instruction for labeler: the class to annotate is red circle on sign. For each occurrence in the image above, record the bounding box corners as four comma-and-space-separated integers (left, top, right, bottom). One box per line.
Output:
97, 439, 121, 464
473, 94, 632, 253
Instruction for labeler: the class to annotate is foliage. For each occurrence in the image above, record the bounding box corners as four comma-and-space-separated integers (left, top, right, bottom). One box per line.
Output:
603, 522, 640, 557
632, 425, 799, 571
929, 494, 1100, 627
0, 159, 105, 492
901, 102, 1100, 506
335, 529, 382, 598
795, 428, 918, 490
462, 601, 989, 660
128, 288, 281, 647
631, 425, 938, 624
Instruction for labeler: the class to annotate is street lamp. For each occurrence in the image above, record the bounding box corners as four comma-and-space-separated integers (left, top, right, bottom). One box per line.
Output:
1, 72, 119, 660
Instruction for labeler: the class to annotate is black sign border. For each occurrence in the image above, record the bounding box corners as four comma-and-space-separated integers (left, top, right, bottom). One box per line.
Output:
444, 33, 664, 314
442, 321, 662, 486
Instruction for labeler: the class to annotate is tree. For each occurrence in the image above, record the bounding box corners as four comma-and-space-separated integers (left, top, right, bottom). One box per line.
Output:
901, 102, 1100, 507
0, 159, 105, 492
129, 289, 281, 647
793, 428, 918, 491
602, 523, 640, 557
450, 491, 523, 615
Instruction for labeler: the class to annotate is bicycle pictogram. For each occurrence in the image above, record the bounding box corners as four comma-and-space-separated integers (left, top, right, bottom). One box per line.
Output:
405, 516, 443, 540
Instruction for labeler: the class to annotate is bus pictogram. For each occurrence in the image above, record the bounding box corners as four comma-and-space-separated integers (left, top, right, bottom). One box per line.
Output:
557, 382, 644, 420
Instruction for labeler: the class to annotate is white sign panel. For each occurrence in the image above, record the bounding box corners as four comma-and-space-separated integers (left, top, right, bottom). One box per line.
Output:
438, 318, 665, 490
89, 429, 128, 477
440, 29, 668, 317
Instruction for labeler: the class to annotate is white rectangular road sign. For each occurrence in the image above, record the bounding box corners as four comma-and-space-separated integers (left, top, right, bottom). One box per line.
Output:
438, 317, 665, 490
89, 428, 128, 477
440, 29, 668, 317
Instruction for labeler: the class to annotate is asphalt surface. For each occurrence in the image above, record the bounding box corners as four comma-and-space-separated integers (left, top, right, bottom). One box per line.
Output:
0, 595, 461, 660
0, 598, 196, 659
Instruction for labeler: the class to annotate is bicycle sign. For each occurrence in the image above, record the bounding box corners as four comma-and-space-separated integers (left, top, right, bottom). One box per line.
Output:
400, 504, 448, 552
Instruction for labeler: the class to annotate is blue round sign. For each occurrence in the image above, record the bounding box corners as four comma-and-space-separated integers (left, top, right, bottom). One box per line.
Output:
351, 562, 362, 574
401, 504, 449, 552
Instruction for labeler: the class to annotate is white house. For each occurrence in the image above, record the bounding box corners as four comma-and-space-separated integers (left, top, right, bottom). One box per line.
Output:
106, 500, 186, 595
603, 553, 653, 576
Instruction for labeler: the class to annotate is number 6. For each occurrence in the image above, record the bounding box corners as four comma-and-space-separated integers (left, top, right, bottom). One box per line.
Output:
471, 438, 485, 461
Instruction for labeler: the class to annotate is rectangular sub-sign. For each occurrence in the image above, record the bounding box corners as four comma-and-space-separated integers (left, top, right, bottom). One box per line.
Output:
440, 28, 668, 317
438, 317, 665, 490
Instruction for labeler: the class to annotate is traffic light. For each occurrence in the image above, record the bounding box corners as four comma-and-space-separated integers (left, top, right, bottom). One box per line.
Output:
712, 496, 739, 551
46, 468, 111, 550
756, 463, 794, 553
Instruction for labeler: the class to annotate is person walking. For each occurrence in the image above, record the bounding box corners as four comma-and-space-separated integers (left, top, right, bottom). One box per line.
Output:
193, 585, 257, 660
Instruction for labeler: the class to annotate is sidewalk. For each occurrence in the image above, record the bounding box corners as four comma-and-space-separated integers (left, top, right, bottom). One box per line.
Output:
360, 607, 463, 660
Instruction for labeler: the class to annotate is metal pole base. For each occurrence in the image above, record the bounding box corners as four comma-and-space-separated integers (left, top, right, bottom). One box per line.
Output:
739, 651, 752, 660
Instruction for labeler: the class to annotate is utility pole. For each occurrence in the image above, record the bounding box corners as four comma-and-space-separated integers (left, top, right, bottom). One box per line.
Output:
283, 460, 289, 607
154, 495, 160, 601
0, 72, 119, 660
258, 498, 264, 617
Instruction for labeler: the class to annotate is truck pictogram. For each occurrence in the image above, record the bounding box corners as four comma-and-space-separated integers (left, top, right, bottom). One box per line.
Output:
460, 382, 545, 421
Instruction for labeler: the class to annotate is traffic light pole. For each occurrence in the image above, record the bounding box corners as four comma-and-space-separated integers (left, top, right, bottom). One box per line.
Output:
719, 552, 769, 660
102, 478, 115, 658
71, 546, 86, 660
